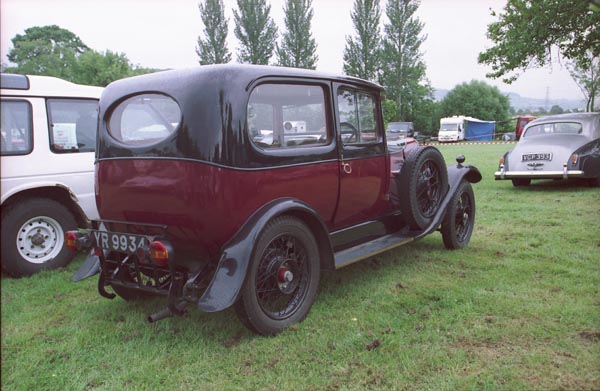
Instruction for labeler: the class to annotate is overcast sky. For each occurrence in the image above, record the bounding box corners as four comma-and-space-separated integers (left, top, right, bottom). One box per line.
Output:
0, 0, 584, 102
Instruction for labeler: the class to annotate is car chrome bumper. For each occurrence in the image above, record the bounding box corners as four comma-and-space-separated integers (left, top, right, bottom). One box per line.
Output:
495, 164, 584, 180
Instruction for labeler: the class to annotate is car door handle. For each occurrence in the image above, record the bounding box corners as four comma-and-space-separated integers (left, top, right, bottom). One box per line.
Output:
342, 162, 352, 174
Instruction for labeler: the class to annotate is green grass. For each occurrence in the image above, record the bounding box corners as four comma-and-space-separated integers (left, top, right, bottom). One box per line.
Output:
2, 143, 599, 391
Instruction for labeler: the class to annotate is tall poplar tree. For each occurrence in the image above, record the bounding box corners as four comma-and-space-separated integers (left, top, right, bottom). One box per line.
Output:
275, 0, 318, 69
233, 0, 278, 65
196, 0, 231, 65
342, 0, 381, 82
380, 0, 431, 122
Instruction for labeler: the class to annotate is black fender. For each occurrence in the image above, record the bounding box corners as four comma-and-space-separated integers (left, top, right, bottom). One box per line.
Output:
415, 157, 482, 240
197, 198, 333, 312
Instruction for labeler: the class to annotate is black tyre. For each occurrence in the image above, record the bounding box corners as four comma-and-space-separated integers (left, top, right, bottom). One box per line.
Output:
235, 216, 320, 336
399, 146, 449, 230
511, 178, 531, 187
441, 181, 475, 249
1, 198, 77, 277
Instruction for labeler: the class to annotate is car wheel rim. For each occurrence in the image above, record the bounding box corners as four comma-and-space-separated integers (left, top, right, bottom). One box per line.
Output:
16, 216, 64, 264
255, 234, 310, 320
416, 160, 442, 218
455, 192, 472, 241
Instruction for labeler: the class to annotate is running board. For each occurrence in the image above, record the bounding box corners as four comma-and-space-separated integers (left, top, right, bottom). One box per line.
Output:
334, 232, 416, 269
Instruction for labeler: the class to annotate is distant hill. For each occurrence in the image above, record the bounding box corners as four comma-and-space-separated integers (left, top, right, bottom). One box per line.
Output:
433, 88, 586, 112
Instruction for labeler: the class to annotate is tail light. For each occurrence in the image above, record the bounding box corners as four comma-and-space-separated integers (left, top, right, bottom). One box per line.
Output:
149, 240, 172, 267
499, 156, 504, 167
65, 231, 91, 252
571, 154, 578, 165
65, 231, 79, 252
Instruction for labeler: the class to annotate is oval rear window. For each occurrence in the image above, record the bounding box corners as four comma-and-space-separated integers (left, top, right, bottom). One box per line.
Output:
108, 93, 181, 146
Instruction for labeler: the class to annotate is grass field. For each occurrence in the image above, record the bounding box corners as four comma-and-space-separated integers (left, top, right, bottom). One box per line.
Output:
2, 143, 599, 391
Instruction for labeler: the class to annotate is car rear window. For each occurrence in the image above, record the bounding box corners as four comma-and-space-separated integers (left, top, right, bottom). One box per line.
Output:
248, 83, 330, 149
524, 122, 582, 137
1, 99, 33, 155
108, 93, 181, 146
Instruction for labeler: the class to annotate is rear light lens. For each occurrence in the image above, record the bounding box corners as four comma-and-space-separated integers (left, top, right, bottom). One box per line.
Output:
149, 240, 171, 267
499, 156, 505, 166
65, 230, 91, 252
65, 231, 79, 252
571, 154, 578, 165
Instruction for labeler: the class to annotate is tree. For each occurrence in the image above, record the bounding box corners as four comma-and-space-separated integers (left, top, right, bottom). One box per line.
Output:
380, 0, 431, 123
440, 80, 511, 123
196, 0, 231, 65
275, 0, 318, 69
568, 52, 600, 112
343, 0, 381, 81
382, 99, 399, 128
233, 0, 278, 65
478, 0, 600, 83
4, 25, 155, 87
549, 104, 565, 115
71, 50, 156, 87
7, 25, 89, 80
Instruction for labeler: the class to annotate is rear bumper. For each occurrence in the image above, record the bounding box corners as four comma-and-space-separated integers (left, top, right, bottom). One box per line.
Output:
495, 164, 585, 180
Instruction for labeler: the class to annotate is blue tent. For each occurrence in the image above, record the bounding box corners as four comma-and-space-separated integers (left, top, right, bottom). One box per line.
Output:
464, 118, 495, 141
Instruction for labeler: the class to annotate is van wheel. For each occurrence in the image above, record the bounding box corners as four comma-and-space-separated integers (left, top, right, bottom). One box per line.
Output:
235, 216, 320, 336
1, 198, 77, 277
441, 181, 475, 249
399, 146, 449, 230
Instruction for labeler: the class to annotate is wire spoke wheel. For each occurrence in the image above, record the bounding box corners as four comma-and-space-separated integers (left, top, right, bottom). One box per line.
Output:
415, 160, 443, 218
399, 146, 449, 230
441, 180, 476, 249
235, 216, 320, 336
255, 234, 309, 319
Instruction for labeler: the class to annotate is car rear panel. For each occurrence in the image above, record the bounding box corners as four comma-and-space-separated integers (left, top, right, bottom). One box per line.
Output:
96, 158, 339, 266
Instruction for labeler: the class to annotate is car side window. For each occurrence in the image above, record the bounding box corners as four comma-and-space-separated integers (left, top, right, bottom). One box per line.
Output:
47, 99, 99, 153
1, 99, 33, 155
337, 88, 380, 145
248, 83, 330, 149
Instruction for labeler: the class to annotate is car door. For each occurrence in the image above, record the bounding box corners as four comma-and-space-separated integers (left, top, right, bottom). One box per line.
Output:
333, 84, 388, 229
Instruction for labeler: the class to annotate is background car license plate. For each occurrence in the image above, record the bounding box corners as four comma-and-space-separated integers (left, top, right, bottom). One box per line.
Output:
522, 153, 552, 161
91, 231, 148, 253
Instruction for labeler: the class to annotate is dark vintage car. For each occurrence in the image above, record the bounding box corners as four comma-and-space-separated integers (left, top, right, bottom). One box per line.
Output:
495, 112, 600, 187
67, 64, 481, 335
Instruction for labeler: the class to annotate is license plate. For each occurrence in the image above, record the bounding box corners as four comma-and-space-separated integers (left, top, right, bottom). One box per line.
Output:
522, 153, 552, 161
90, 230, 149, 253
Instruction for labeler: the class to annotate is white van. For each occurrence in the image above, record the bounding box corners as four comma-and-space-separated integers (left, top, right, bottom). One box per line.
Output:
1, 73, 103, 277
438, 116, 466, 143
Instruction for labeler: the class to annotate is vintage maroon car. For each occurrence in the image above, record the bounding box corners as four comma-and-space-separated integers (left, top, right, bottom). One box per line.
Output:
67, 64, 481, 335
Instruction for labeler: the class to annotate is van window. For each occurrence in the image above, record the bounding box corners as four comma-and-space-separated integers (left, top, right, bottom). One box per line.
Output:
1, 100, 33, 155
337, 89, 380, 144
108, 94, 181, 147
248, 84, 330, 149
48, 99, 99, 153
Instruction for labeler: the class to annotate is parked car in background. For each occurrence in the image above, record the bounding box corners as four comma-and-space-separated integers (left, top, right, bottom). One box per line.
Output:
1, 73, 102, 277
495, 112, 600, 187
386, 121, 415, 139
515, 115, 536, 140
66, 64, 481, 336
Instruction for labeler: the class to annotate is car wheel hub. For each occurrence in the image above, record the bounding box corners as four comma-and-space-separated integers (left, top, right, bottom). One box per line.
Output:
16, 216, 63, 264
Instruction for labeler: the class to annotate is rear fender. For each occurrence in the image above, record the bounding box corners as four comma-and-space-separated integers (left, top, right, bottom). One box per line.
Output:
415, 158, 481, 240
198, 198, 332, 312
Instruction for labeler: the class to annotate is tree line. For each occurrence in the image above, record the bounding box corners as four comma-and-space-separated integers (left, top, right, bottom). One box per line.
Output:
3, 0, 598, 133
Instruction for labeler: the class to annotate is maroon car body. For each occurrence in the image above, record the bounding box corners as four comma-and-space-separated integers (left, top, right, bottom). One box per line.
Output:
69, 64, 481, 335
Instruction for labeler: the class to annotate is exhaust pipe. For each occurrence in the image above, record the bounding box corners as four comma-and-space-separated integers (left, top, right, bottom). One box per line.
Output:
147, 308, 173, 323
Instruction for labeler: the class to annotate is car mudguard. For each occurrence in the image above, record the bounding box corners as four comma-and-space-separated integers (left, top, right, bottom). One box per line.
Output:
197, 198, 333, 313
415, 157, 482, 240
